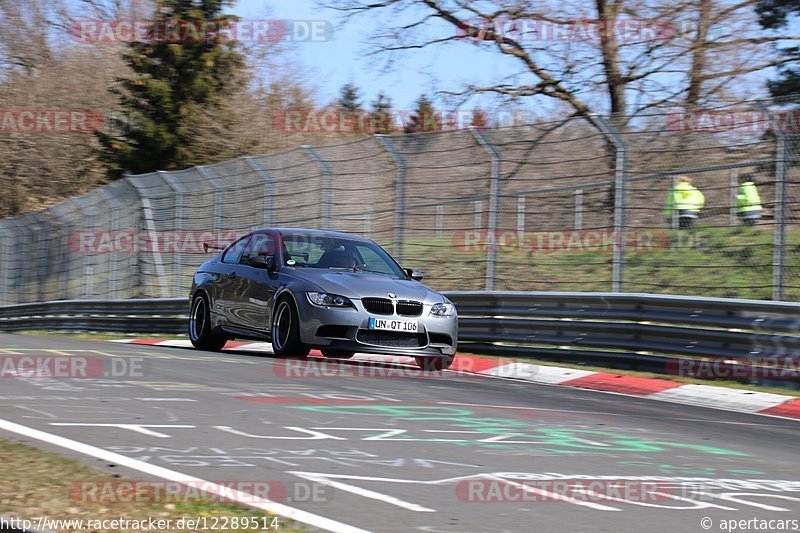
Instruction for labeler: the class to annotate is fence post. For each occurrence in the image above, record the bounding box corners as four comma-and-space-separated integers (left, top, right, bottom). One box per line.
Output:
773, 134, 788, 301
376, 135, 406, 264
139, 197, 170, 299
158, 171, 183, 298
517, 196, 525, 233
97, 188, 122, 297
471, 128, 500, 291
197, 165, 226, 232
303, 146, 332, 230
435, 205, 443, 237
0, 221, 7, 304
587, 114, 627, 292
68, 198, 95, 300
574, 188, 583, 230
729, 168, 739, 226
244, 157, 274, 227
671, 175, 680, 230
363, 213, 371, 237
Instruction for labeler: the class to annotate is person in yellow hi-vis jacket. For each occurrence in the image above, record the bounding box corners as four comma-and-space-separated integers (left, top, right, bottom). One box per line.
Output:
736, 173, 762, 226
665, 175, 705, 229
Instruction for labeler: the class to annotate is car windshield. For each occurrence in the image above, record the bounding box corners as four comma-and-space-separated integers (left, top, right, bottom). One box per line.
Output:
281, 233, 406, 277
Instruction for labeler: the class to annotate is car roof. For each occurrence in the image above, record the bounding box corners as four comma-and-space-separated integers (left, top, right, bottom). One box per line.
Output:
257, 228, 373, 242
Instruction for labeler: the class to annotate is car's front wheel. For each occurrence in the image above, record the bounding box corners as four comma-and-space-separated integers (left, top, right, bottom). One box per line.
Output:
321, 349, 355, 359
189, 293, 227, 352
271, 297, 311, 357
415, 356, 454, 371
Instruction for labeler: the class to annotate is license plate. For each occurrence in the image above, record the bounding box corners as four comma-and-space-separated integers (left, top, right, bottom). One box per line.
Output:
368, 317, 418, 333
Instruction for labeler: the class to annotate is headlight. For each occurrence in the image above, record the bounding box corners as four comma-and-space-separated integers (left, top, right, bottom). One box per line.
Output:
307, 292, 353, 308
430, 302, 455, 317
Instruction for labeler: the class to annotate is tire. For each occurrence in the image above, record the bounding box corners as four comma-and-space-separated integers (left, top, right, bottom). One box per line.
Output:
415, 356, 454, 371
189, 293, 227, 352
322, 349, 355, 359
271, 297, 310, 357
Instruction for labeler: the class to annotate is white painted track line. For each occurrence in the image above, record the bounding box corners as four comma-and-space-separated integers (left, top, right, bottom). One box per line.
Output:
0, 418, 371, 533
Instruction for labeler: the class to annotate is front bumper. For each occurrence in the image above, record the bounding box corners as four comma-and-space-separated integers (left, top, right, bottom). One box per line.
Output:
294, 293, 458, 358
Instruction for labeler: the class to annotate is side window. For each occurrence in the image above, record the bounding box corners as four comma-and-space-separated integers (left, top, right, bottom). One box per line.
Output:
240, 234, 275, 265
222, 237, 250, 264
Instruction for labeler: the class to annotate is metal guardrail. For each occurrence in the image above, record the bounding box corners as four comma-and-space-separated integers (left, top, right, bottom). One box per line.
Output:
0, 298, 187, 333
1, 292, 799, 383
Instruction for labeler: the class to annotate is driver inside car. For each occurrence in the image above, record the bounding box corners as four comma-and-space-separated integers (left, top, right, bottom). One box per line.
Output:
317, 244, 358, 269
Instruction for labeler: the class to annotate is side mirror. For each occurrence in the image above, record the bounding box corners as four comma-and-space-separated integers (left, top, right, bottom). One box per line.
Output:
249, 254, 275, 271
406, 268, 424, 281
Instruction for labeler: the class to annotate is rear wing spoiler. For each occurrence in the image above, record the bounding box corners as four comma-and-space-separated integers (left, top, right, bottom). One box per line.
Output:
203, 243, 225, 253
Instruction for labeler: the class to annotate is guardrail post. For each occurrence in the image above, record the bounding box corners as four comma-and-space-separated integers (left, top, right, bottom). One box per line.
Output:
376, 135, 407, 264
588, 115, 627, 292
303, 146, 332, 230
245, 157, 274, 226
773, 134, 788, 301
472, 128, 500, 291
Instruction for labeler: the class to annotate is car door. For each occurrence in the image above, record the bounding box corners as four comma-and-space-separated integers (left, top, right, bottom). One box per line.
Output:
215, 236, 251, 326
231, 232, 279, 332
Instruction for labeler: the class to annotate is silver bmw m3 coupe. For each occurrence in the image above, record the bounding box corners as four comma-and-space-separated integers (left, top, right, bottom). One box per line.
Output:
189, 228, 458, 370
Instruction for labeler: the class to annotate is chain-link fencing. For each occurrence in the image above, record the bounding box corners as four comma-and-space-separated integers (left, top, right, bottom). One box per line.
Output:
1, 98, 798, 304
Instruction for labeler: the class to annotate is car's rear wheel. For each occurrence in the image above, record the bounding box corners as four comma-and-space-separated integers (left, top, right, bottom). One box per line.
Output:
271, 297, 310, 357
321, 349, 355, 359
189, 293, 227, 352
415, 356, 454, 371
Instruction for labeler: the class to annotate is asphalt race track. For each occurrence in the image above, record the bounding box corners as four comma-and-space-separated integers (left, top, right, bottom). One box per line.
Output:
1, 333, 799, 532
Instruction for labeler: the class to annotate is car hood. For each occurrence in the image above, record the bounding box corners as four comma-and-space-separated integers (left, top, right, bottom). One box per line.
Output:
288, 268, 443, 303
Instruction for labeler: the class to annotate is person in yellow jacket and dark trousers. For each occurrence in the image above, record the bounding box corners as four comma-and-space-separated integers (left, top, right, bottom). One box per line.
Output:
736, 173, 762, 226
665, 175, 705, 229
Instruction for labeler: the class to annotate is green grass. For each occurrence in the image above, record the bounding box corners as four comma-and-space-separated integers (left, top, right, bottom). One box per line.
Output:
398, 225, 800, 299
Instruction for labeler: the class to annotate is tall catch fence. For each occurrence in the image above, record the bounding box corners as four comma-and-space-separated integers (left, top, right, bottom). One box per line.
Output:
1, 98, 799, 304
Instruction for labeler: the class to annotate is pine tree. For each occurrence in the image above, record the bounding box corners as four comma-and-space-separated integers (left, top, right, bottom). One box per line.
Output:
369, 92, 394, 134
404, 93, 441, 133
758, 0, 800, 97
97, 0, 246, 178
337, 83, 361, 113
